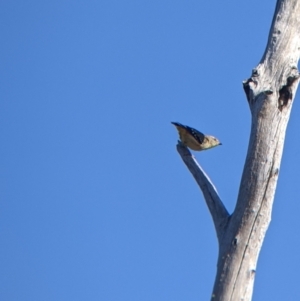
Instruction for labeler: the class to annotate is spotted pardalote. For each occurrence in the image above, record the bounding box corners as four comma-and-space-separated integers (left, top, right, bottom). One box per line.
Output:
171, 122, 222, 151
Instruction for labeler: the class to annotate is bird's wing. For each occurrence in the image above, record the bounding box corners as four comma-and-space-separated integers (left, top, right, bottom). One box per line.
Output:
171, 122, 184, 128
171, 122, 205, 145
185, 126, 205, 144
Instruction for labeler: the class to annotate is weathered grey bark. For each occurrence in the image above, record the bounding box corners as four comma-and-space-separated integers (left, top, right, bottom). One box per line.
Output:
175, 1, 300, 300
176, 143, 230, 242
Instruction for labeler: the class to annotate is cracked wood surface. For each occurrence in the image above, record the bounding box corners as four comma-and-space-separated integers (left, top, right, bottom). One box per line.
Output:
175, 1, 300, 300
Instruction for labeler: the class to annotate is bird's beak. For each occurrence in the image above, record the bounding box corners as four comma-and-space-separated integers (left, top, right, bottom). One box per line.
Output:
219, 142, 222, 145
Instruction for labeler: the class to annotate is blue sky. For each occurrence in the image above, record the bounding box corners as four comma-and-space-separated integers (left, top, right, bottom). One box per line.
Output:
1, 1, 300, 300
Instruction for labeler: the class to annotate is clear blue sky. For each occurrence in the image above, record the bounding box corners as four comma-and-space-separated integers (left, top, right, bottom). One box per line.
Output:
1, 1, 300, 300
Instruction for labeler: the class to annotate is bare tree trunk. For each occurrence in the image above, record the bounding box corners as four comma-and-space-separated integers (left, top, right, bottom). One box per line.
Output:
175, 1, 300, 300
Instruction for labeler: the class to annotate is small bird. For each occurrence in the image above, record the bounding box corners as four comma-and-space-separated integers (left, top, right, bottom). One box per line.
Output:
171, 122, 222, 151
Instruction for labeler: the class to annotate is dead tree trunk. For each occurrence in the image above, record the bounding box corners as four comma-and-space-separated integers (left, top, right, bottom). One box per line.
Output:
175, 1, 300, 300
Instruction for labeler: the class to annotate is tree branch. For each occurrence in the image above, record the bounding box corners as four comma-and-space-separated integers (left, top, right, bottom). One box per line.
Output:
174, 1, 300, 300
212, 1, 300, 300
176, 141, 230, 242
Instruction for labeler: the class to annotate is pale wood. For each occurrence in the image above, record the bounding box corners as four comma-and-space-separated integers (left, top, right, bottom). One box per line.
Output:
176, 141, 229, 243
175, 1, 300, 300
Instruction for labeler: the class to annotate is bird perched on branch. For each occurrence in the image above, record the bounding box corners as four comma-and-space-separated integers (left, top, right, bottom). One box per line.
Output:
171, 122, 222, 151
